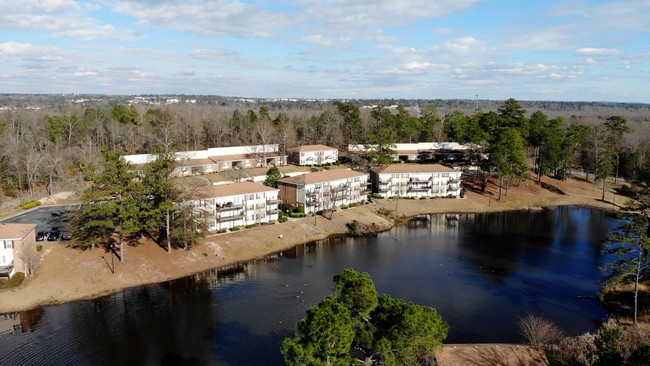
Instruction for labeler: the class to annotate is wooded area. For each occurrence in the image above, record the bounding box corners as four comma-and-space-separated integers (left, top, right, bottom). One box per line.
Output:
0, 96, 648, 204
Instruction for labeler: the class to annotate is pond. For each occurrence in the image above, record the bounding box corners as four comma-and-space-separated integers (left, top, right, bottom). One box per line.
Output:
0, 206, 619, 365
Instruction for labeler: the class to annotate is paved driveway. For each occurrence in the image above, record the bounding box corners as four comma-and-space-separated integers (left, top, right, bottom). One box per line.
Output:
1, 205, 82, 235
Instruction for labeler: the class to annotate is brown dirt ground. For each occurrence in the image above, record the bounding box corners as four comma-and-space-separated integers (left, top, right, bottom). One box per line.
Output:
436, 344, 549, 366
0, 174, 634, 366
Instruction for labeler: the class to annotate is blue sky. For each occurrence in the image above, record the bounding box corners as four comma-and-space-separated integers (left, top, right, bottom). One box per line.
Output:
1, 0, 649, 102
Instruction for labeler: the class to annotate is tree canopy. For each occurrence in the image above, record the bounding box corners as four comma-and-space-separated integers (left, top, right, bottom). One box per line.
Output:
282, 268, 448, 366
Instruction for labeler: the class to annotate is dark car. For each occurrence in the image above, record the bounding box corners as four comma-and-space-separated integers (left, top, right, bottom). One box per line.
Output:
61, 232, 72, 241
47, 228, 61, 241
36, 231, 48, 241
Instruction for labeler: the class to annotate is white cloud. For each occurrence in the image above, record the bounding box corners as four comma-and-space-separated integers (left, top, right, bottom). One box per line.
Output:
574, 48, 622, 57
443, 37, 486, 54
0, 42, 62, 61
113, 0, 296, 38
0, 1, 135, 40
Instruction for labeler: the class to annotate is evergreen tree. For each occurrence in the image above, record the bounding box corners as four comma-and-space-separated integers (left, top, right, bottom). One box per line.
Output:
282, 269, 447, 366
602, 214, 650, 325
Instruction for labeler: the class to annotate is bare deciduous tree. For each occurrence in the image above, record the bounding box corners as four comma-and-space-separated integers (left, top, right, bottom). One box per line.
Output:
519, 313, 565, 346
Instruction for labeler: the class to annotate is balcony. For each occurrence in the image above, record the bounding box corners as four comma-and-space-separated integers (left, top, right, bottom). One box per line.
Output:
409, 186, 431, 192
216, 203, 244, 212
217, 212, 244, 222
266, 208, 279, 215
409, 179, 430, 185
266, 199, 279, 206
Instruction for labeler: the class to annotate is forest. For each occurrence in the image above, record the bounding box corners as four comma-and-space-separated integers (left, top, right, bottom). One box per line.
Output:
0, 95, 648, 205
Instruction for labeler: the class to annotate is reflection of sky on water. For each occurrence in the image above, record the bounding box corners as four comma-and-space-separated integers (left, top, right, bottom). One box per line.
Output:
0, 207, 620, 366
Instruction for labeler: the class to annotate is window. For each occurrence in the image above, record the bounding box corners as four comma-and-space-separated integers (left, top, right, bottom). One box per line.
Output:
4, 241, 12, 249
300, 152, 305, 157
248, 194, 254, 200
1, 255, 5, 265
391, 174, 400, 179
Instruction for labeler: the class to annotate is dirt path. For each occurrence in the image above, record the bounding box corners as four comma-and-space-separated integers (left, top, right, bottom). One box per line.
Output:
0, 175, 627, 314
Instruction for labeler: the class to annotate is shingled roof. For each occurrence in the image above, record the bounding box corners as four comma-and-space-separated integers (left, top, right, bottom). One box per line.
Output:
277, 169, 367, 186
371, 164, 457, 174
191, 181, 278, 199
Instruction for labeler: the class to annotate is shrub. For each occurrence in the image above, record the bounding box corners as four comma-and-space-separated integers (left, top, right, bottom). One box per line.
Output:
629, 343, 650, 366
460, 189, 465, 198
245, 224, 254, 229
278, 212, 289, 223
372, 193, 384, 199
546, 332, 598, 366
202, 252, 208, 257
217, 229, 227, 234
229, 227, 240, 232
0, 272, 25, 289
595, 319, 624, 365
36, 244, 43, 252
19, 200, 41, 210
341, 205, 349, 209
348, 203, 357, 208
289, 212, 306, 218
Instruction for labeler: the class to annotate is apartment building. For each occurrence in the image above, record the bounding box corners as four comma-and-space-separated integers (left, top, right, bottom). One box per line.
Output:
188, 181, 279, 231
287, 145, 338, 166
277, 169, 369, 214
370, 164, 462, 198
0, 223, 36, 278
125, 145, 285, 177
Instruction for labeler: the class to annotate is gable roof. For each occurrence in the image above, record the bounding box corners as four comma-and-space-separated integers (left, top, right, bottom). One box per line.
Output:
277, 169, 367, 186
0, 223, 36, 240
371, 164, 458, 174
287, 144, 338, 153
191, 181, 278, 199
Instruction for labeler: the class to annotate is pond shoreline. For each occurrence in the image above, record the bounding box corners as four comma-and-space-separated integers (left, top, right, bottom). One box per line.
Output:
0, 176, 627, 314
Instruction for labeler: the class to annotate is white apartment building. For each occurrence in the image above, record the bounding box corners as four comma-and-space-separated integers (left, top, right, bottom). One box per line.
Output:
349, 142, 476, 162
125, 145, 285, 177
287, 145, 338, 166
370, 164, 462, 198
0, 223, 36, 278
189, 182, 279, 231
277, 169, 369, 214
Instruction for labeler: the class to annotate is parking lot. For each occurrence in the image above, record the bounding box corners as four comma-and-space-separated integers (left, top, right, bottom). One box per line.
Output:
1, 205, 81, 240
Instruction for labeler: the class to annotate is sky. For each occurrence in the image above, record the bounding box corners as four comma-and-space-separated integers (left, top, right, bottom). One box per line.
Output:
1, 0, 649, 103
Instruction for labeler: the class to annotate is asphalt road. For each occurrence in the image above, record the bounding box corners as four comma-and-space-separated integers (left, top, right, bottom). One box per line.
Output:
1, 205, 82, 236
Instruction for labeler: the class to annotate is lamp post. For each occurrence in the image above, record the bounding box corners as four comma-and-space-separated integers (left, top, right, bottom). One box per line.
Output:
110, 243, 115, 274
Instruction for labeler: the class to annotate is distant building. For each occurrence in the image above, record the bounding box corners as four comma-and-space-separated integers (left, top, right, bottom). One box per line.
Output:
348, 142, 476, 162
0, 223, 36, 278
125, 145, 286, 177
287, 145, 338, 166
277, 169, 369, 214
188, 181, 279, 231
370, 164, 462, 198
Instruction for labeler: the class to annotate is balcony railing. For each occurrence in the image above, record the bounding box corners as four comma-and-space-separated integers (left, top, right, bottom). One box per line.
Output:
217, 212, 244, 222
409, 186, 431, 192
410, 180, 430, 185
216, 203, 244, 212
266, 199, 279, 206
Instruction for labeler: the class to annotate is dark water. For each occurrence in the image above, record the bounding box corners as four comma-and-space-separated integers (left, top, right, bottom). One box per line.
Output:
0, 206, 619, 366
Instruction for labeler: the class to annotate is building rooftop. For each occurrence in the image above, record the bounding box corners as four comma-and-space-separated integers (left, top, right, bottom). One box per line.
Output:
277, 169, 367, 186
0, 223, 36, 240
287, 144, 338, 153
371, 164, 458, 174
192, 181, 278, 199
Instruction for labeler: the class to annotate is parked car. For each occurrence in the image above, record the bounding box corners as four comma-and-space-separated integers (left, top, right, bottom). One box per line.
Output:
36, 231, 48, 241
61, 232, 72, 241
47, 227, 61, 241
